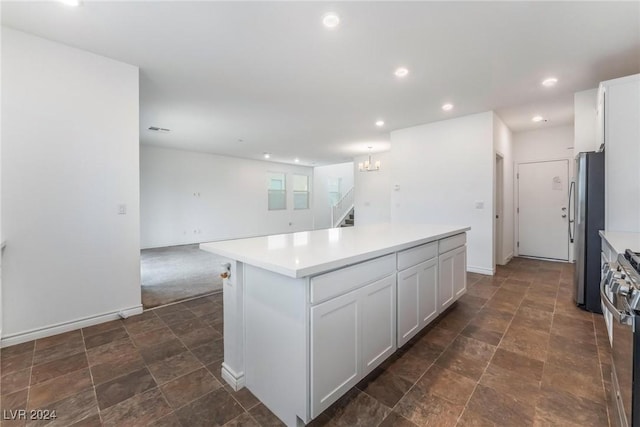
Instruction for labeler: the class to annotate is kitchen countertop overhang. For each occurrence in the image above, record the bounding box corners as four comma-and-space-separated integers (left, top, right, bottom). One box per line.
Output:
599, 230, 640, 255
200, 223, 470, 278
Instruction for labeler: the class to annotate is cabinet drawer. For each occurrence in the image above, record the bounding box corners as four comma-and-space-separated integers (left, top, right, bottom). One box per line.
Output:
439, 233, 466, 254
310, 254, 396, 305
397, 242, 437, 271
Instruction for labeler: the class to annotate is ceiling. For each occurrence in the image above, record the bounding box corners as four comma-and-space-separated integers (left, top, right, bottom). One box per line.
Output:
2, 1, 639, 166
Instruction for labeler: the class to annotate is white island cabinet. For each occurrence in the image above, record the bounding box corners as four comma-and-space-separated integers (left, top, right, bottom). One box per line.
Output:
200, 223, 469, 426
396, 242, 439, 347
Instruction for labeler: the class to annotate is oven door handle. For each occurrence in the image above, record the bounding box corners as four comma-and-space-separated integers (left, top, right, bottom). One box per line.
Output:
601, 276, 633, 326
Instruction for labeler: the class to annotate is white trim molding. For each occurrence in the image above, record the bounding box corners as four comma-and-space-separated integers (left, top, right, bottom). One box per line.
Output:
221, 362, 246, 391
0, 305, 143, 348
467, 266, 495, 276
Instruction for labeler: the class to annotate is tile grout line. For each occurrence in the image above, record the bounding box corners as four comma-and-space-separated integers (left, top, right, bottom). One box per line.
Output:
6, 264, 603, 427
592, 315, 612, 427
380, 271, 511, 425
147, 291, 222, 314
222, 411, 262, 427
20, 331, 101, 425
381, 312, 468, 420
90, 312, 193, 425
178, 302, 265, 417
80, 327, 103, 425
119, 316, 172, 423
533, 279, 562, 422
151, 310, 223, 427
95, 303, 222, 426
128, 310, 195, 426
454, 268, 525, 424
147, 303, 230, 425
24, 342, 37, 418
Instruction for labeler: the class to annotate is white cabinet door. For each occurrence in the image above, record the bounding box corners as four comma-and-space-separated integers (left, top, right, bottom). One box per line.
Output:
311, 274, 398, 416
311, 289, 360, 416
361, 275, 396, 376
397, 264, 420, 347
419, 258, 439, 326
439, 250, 455, 310
603, 77, 640, 232
596, 85, 605, 146
453, 246, 467, 298
397, 258, 439, 347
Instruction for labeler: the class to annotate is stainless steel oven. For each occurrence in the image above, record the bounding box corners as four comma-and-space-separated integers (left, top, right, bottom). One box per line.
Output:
601, 250, 640, 427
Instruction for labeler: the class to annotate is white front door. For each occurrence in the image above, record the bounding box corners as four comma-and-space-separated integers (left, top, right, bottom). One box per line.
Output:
518, 160, 569, 261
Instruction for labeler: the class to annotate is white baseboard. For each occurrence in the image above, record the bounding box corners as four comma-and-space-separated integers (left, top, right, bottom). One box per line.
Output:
1, 304, 143, 348
467, 266, 494, 276
221, 362, 245, 391
496, 252, 514, 266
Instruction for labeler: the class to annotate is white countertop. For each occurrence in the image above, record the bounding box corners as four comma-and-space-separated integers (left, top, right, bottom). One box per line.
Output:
200, 223, 470, 278
599, 230, 640, 254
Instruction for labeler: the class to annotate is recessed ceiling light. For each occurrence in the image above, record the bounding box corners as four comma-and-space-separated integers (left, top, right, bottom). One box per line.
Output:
375, 120, 385, 127
294, 158, 300, 163
394, 67, 409, 78
442, 103, 454, 111
58, 0, 81, 6
532, 115, 544, 122
322, 13, 340, 29
264, 153, 271, 159
542, 77, 558, 87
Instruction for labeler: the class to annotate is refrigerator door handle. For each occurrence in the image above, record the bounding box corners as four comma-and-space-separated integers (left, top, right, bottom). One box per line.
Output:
568, 180, 576, 243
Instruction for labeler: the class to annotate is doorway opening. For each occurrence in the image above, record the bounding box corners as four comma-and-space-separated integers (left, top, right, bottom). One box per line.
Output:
140, 244, 225, 309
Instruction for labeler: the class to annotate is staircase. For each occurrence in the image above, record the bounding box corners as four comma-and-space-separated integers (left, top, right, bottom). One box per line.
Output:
339, 209, 355, 228
331, 187, 355, 228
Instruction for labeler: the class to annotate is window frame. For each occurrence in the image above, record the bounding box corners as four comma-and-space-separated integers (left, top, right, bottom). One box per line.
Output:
267, 171, 287, 211
292, 174, 311, 210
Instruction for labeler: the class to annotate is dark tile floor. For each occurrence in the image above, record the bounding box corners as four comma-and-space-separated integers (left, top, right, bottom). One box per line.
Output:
0, 258, 612, 426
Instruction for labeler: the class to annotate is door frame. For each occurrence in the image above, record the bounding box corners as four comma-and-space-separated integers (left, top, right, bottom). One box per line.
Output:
494, 153, 505, 269
515, 158, 571, 262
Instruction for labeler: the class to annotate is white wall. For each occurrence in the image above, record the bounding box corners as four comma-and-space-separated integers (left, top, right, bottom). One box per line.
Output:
140, 146, 314, 248
0, 24, 4, 343
1, 29, 141, 342
0, 26, 3, 338
513, 125, 574, 164
493, 113, 514, 265
354, 151, 391, 226
312, 162, 354, 229
513, 125, 575, 260
574, 88, 599, 153
390, 112, 495, 274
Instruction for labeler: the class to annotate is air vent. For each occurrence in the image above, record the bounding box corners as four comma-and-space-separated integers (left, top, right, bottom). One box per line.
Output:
148, 126, 171, 132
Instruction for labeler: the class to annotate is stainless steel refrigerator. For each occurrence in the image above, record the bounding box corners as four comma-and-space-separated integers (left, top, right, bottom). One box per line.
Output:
572, 151, 605, 313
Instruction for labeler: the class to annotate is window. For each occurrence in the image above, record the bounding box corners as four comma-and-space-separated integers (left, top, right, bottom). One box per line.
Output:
328, 177, 342, 206
293, 174, 310, 210
268, 172, 286, 210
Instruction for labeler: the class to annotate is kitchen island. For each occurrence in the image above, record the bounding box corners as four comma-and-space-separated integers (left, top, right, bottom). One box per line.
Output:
200, 223, 470, 426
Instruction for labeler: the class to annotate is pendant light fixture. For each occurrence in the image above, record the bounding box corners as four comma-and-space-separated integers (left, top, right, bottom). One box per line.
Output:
358, 146, 381, 172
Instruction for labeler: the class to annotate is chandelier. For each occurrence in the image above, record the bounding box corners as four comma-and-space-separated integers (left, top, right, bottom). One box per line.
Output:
358, 147, 380, 172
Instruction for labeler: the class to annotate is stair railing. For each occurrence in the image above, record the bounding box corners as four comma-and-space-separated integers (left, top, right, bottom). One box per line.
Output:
331, 187, 354, 228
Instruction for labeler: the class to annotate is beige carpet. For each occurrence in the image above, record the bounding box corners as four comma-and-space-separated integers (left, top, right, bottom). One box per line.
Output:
141, 244, 225, 308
